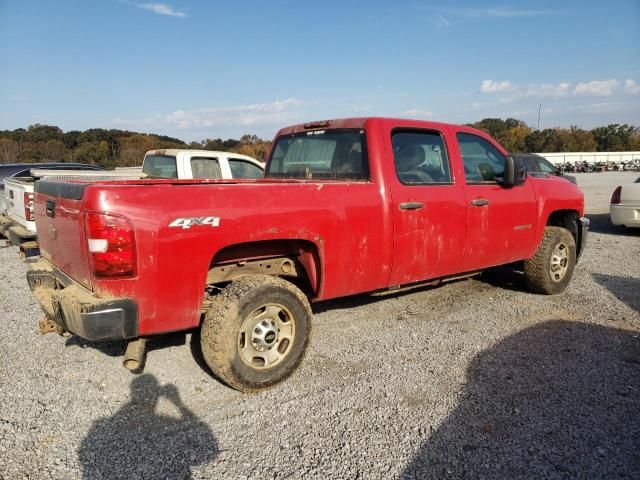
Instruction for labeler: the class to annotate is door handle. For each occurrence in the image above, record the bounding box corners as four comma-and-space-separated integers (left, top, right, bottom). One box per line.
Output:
399, 201, 424, 210
470, 198, 489, 207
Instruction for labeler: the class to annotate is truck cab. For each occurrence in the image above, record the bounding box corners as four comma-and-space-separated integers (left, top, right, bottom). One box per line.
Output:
142, 149, 264, 180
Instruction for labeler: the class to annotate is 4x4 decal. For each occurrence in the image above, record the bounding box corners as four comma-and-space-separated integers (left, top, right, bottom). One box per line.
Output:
169, 216, 220, 229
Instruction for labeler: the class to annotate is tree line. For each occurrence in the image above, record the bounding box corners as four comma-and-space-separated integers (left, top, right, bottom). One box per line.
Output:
0, 125, 271, 168
0, 120, 638, 168
466, 118, 640, 153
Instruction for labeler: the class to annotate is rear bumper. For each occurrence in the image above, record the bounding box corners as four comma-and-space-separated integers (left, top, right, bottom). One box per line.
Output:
26, 257, 138, 341
0, 214, 15, 238
610, 205, 640, 227
0, 214, 36, 244
8, 223, 37, 244
578, 216, 589, 259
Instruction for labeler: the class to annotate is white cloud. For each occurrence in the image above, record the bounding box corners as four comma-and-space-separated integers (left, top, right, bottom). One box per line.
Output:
123, 2, 187, 18
573, 79, 619, 96
480, 80, 512, 93
568, 102, 613, 111
400, 108, 434, 118
494, 81, 571, 103
624, 79, 640, 95
111, 98, 304, 131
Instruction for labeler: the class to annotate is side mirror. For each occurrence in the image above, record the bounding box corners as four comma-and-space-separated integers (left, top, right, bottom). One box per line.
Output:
500, 155, 516, 187
499, 156, 527, 187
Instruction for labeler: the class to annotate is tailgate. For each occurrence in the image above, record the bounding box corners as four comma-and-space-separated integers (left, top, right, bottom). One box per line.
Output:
34, 181, 93, 290
4, 178, 30, 225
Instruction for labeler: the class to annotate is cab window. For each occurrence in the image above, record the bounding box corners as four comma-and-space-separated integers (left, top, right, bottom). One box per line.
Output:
143, 155, 178, 178
392, 130, 452, 185
228, 159, 264, 179
537, 157, 557, 174
457, 133, 506, 183
191, 157, 222, 179
266, 129, 369, 180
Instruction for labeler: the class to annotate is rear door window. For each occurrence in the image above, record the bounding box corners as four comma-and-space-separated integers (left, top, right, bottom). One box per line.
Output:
190, 157, 222, 179
392, 130, 452, 185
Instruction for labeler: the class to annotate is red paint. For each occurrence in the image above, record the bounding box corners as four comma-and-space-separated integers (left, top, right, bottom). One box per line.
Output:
34, 118, 585, 337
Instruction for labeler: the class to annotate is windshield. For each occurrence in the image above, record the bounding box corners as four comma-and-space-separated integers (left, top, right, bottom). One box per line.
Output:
266, 129, 368, 180
143, 155, 178, 178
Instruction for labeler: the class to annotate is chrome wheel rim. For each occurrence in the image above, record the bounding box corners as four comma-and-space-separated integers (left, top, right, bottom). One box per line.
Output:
238, 303, 296, 369
550, 242, 569, 282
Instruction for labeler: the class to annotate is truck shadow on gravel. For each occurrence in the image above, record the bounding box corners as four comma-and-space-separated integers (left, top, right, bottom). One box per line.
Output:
65, 331, 189, 359
586, 213, 640, 237
592, 273, 640, 311
78, 374, 218, 479
401, 320, 640, 479
311, 278, 473, 314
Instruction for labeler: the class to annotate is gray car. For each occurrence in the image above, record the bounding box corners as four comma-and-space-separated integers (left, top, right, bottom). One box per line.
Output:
512, 153, 577, 184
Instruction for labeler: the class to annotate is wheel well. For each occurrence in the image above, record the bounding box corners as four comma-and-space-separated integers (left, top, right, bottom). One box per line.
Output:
208, 240, 321, 297
546, 209, 581, 252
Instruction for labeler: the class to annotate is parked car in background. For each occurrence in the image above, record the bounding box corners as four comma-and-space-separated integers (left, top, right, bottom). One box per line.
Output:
142, 149, 264, 179
512, 153, 577, 184
610, 177, 640, 228
0, 165, 141, 249
0, 163, 104, 213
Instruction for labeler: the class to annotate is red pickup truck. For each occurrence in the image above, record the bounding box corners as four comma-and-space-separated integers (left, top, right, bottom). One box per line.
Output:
27, 118, 588, 392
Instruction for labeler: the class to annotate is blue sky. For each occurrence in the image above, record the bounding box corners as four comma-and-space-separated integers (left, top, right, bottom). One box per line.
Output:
1, 0, 639, 140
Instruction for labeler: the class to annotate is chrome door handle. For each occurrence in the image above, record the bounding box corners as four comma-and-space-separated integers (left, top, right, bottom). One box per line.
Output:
471, 198, 489, 206
399, 201, 424, 210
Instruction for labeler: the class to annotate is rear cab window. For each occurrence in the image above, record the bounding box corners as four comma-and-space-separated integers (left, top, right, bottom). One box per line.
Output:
457, 133, 506, 183
142, 155, 178, 178
266, 129, 369, 181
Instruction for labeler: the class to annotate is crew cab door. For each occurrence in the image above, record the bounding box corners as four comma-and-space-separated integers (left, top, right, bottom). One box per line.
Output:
455, 132, 537, 271
388, 127, 467, 286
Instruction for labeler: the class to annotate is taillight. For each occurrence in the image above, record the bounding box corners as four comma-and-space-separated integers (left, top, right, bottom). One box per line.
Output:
611, 186, 622, 205
24, 192, 34, 221
84, 212, 136, 277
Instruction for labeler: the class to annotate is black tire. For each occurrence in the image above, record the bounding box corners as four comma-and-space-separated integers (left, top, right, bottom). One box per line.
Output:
200, 275, 312, 392
524, 226, 576, 295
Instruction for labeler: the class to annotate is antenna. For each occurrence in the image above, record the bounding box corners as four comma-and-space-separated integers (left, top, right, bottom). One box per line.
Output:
537, 104, 542, 130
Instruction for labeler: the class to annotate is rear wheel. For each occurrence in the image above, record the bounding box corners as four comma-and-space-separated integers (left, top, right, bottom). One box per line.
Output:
200, 275, 312, 392
524, 226, 576, 294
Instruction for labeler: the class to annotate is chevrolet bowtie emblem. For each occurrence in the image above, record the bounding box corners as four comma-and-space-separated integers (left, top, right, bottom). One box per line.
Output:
48, 225, 57, 239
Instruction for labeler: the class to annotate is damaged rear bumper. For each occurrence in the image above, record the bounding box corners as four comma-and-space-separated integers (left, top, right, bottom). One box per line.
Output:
26, 257, 138, 341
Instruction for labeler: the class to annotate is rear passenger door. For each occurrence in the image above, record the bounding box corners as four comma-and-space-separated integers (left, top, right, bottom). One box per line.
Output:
388, 128, 467, 286
456, 132, 537, 271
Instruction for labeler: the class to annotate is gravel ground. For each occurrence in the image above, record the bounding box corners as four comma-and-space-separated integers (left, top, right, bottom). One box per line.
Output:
1, 172, 639, 479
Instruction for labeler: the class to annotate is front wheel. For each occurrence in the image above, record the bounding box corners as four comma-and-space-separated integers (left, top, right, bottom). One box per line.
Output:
524, 226, 576, 295
200, 275, 312, 392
